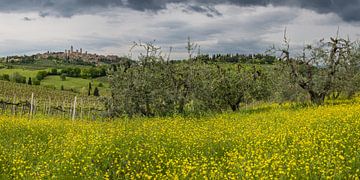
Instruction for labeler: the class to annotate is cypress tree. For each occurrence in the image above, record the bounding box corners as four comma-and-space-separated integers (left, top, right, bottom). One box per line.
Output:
93, 87, 100, 97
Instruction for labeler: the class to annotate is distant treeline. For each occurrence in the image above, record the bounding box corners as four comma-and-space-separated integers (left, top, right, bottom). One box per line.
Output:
58, 67, 107, 78
193, 53, 277, 64
1, 53, 276, 66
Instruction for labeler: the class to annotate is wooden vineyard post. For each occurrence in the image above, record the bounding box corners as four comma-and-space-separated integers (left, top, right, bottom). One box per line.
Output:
48, 97, 52, 115
34, 99, 37, 115
43, 100, 46, 115
34, 99, 37, 116
92, 102, 96, 121
20, 105, 23, 117
70, 101, 73, 119
88, 106, 91, 120
5, 97, 9, 114
29, 93, 34, 119
72, 96, 77, 121
62, 101, 65, 118
80, 98, 83, 120
1, 100, 4, 114
12, 95, 16, 116
2, 99, 6, 114
56, 101, 59, 117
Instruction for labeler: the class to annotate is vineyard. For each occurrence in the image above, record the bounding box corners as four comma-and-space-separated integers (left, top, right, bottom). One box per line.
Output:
0, 80, 106, 119
0, 103, 359, 178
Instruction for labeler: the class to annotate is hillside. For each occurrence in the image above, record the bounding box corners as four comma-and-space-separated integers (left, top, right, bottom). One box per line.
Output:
0, 57, 112, 96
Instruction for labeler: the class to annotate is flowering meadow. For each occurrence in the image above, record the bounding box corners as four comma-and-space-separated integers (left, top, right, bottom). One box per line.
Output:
0, 103, 359, 179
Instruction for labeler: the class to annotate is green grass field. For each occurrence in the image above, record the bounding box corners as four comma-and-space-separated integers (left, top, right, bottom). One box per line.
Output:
0, 103, 359, 179
0, 68, 44, 79
0, 68, 110, 96
41, 75, 109, 95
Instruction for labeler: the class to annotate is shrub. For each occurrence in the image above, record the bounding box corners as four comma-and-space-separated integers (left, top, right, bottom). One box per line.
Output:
49, 68, 58, 75
60, 74, 66, 81
10, 72, 26, 83
36, 71, 48, 81
33, 79, 41, 85
28, 77, 32, 85
0, 74, 10, 81
94, 87, 100, 97
61, 68, 81, 77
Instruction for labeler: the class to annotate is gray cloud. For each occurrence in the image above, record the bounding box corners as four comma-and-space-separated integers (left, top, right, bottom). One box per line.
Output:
1, 2, 359, 59
206, 38, 270, 55
183, 5, 222, 17
0, 0, 358, 21
22, 17, 34, 21
129, 0, 360, 22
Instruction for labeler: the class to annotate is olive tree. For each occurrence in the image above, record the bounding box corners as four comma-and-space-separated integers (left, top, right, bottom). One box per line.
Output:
208, 65, 271, 111
279, 32, 355, 104
108, 42, 174, 117
108, 40, 274, 117
333, 41, 360, 99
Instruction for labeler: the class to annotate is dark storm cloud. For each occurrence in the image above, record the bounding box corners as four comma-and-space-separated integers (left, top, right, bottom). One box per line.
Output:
0, 0, 125, 17
184, 5, 222, 17
0, 0, 359, 21
284, 0, 360, 22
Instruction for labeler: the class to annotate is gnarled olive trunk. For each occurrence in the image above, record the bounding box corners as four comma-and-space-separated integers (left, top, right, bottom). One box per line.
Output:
309, 91, 326, 105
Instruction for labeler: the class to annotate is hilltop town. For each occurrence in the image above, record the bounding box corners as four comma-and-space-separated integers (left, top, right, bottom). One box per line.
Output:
1, 46, 123, 65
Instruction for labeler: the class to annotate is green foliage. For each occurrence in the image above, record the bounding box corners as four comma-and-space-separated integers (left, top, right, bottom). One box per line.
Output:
36, 71, 48, 81
49, 68, 58, 75
93, 87, 100, 97
33, 79, 41, 85
40, 76, 109, 96
0, 74, 10, 81
58, 66, 107, 79
88, 82, 92, 96
196, 53, 277, 64
81, 67, 107, 79
44, 84, 56, 90
276, 34, 359, 105
0, 68, 40, 79
60, 73, 66, 81
10, 72, 26, 83
60, 68, 81, 77
332, 42, 360, 99
27, 77, 32, 85
108, 42, 273, 117
269, 64, 308, 103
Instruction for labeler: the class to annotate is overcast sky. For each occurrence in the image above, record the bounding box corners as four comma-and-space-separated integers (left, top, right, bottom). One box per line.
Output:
0, 0, 359, 59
